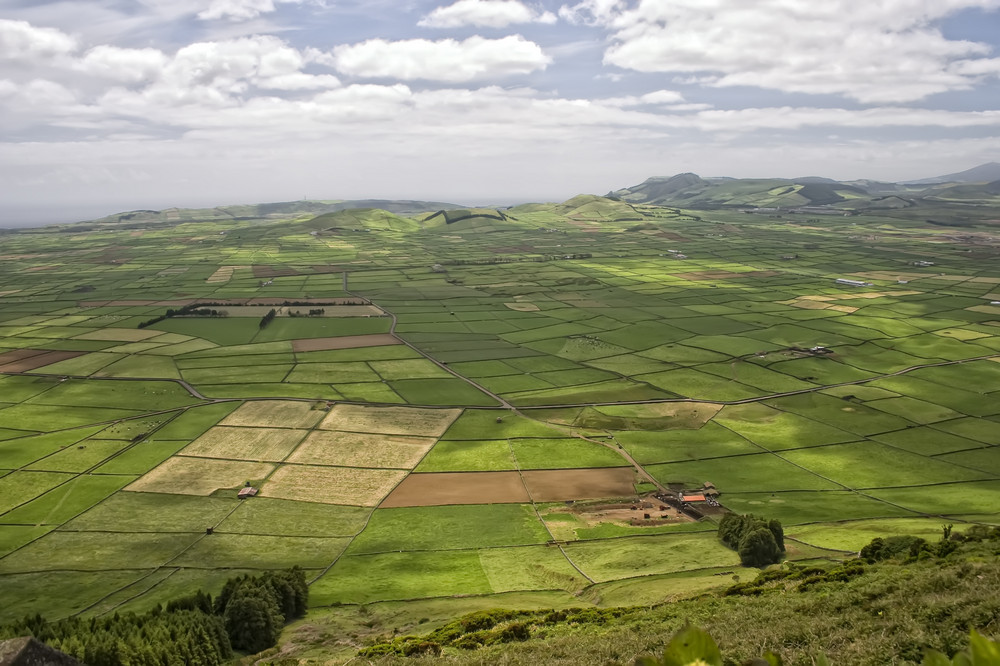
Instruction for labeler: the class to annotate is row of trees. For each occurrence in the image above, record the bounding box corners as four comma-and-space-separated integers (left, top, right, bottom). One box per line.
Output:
718, 513, 785, 567
0, 568, 308, 665
258, 308, 277, 329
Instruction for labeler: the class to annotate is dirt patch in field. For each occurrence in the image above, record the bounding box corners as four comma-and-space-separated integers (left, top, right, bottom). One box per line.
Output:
265, 464, 405, 506
380, 471, 530, 507
220, 400, 325, 429
252, 265, 300, 278
0, 349, 85, 372
505, 303, 540, 312
522, 467, 637, 502
288, 431, 435, 469
181, 426, 309, 462
291, 334, 400, 352
674, 270, 780, 281
127, 456, 275, 495
319, 404, 461, 437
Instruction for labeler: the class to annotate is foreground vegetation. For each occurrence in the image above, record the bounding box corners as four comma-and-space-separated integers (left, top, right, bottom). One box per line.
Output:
280, 531, 1000, 665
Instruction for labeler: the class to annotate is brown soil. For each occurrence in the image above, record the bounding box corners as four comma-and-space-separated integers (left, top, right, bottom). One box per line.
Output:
252, 265, 300, 278
0, 349, 85, 372
291, 334, 401, 352
380, 466, 638, 507
522, 467, 637, 502
379, 471, 529, 507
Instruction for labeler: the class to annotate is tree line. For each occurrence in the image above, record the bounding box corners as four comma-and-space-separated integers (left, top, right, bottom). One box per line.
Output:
0, 568, 308, 665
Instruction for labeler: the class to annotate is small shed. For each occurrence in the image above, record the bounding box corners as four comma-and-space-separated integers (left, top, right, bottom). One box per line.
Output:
681, 493, 707, 503
238, 487, 258, 499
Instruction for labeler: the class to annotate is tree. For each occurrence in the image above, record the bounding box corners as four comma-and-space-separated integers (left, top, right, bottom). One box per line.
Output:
222, 584, 283, 654
738, 527, 783, 567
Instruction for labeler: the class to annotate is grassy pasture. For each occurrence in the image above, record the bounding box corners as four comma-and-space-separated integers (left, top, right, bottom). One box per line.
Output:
347, 504, 550, 553
2, 475, 135, 526
614, 423, 759, 464
172, 533, 348, 570
64, 492, 239, 532
415, 439, 517, 472
0, 531, 200, 573
721, 491, 916, 525
217, 498, 369, 537
510, 438, 628, 469
563, 532, 741, 583
0, 427, 103, 468
26, 440, 130, 472
648, 454, 839, 493
310, 550, 492, 605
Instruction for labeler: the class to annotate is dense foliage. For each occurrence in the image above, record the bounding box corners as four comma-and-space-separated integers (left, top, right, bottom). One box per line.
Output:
0, 567, 307, 665
717, 513, 785, 567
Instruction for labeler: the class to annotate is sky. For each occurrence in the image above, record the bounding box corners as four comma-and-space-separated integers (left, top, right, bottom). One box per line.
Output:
1, 0, 1000, 225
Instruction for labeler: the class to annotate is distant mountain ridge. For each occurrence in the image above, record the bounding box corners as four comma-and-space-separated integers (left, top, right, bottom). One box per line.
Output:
608, 162, 1000, 210
81, 199, 464, 227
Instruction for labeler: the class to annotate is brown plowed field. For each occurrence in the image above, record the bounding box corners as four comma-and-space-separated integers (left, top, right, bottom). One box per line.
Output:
522, 467, 637, 502
379, 471, 529, 507
381, 466, 637, 507
0, 349, 85, 372
291, 334, 400, 352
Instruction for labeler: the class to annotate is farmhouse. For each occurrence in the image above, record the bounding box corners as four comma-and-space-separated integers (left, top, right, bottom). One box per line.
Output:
238, 487, 258, 499
835, 278, 872, 287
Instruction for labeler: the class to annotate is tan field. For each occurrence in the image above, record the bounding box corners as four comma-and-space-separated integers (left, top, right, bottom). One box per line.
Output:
220, 400, 325, 429
264, 464, 406, 506
319, 404, 461, 437
288, 431, 435, 469
291, 334, 401, 352
126, 457, 274, 495
181, 426, 308, 462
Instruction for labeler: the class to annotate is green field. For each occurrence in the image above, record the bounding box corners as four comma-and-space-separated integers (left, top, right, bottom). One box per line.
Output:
0, 193, 998, 639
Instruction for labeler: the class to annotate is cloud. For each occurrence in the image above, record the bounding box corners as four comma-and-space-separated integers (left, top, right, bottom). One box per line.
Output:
419, 0, 557, 28
78, 46, 168, 84
197, 0, 302, 21
0, 19, 77, 61
557, 0, 625, 26
594, 0, 1000, 103
331, 35, 551, 81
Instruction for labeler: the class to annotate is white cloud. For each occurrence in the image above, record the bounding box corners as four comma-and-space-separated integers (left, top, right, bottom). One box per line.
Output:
331, 35, 551, 81
596, 0, 1000, 103
557, 0, 625, 26
78, 46, 168, 84
419, 0, 557, 28
197, 0, 302, 21
0, 19, 77, 61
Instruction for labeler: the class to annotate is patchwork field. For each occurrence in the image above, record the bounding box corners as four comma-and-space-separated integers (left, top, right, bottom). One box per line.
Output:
0, 196, 998, 628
